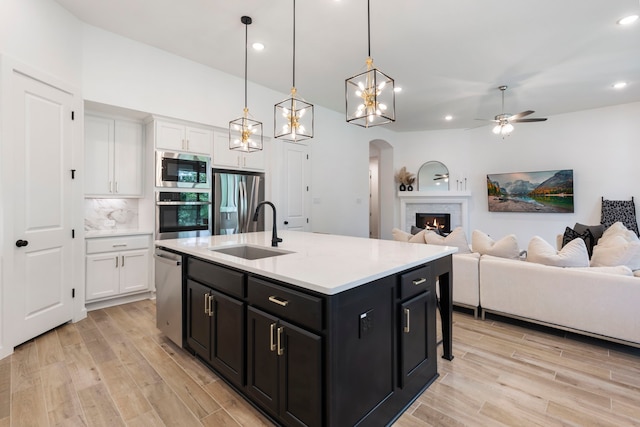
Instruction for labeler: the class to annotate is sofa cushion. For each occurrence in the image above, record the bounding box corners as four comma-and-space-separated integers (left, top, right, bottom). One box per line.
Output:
392, 228, 412, 242
527, 236, 589, 267
562, 226, 595, 258
410, 225, 424, 235
573, 265, 633, 276
409, 229, 427, 243
425, 227, 471, 254
471, 230, 520, 259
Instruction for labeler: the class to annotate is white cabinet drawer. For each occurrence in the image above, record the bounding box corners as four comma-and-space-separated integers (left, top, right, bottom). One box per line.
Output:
86, 235, 150, 254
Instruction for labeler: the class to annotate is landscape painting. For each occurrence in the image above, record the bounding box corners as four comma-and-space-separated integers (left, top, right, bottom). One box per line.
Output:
487, 169, 574, 213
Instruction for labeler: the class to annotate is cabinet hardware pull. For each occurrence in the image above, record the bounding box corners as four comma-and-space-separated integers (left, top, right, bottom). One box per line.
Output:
115, 256, 118, 268
277, 326, 284, 356
121, 255, 124, 267
412, 278, 427, 286
109, 181, 113, 193
268, 296, 289, 307
404, 308, 410, 333
208, 294, 214, 317
243, 157, 246, 167
270, 323, 276, 351
204, 293, 209, 315
186, 139, 189, 150
112, 244, 127, 247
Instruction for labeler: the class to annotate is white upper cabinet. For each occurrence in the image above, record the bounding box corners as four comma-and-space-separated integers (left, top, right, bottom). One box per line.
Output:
85, 114, 144, 197
213, 131, 266, 171
155, 119, 213, 155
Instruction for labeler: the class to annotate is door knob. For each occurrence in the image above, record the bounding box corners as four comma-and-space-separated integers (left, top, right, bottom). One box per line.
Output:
284, 221, 289, 225
15, 239, 29, 247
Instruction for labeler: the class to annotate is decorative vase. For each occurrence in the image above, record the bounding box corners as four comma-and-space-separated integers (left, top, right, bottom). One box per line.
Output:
399, 183, 406, 191
407, 185, 413, 191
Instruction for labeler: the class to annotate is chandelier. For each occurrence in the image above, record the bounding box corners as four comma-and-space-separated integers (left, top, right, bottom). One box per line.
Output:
274, 0, 314, 142
229, 16, 263, 152
345, 0, 395, 128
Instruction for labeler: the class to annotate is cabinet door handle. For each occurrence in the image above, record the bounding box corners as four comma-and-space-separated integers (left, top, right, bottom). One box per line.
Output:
412, 278, 427, 286
270, 322, 277, 352
208, 294, 214, 317
115, 256, 118, 268
115, 181, 119, 193
404, 308, 410, 333
268, 296, 289, 307
109, 181, 113, 193
121, 255, 124, 267
243, 157, 246, 167
277, 326, 284, 356
204, 293, 209, 315
237, 156, 240, 167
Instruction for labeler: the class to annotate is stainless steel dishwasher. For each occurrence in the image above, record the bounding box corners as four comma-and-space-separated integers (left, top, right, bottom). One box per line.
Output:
155, 247, 183, 347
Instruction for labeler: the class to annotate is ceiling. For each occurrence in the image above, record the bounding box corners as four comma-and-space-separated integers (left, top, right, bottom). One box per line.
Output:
54, 0, 640, 132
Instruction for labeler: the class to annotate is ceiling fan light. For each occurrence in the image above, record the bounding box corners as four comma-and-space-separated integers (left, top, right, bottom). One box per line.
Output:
492, 125, 502, 134
503, 123, 514, 134
617, 15, 639, 25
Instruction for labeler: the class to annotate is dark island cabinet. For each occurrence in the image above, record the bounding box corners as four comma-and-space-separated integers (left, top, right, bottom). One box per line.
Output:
246, 306, 322, 427
185, 274, 245, 388
182, 255, 451, 427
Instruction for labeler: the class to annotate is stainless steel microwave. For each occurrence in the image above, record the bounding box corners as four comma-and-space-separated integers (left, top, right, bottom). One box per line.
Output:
156, 151, 211, 189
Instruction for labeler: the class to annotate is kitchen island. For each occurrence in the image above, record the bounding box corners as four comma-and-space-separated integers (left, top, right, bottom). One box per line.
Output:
156, 231, 456, 427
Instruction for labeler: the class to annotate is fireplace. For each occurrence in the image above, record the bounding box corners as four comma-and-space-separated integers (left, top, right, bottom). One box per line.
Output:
416, 213, 451, 234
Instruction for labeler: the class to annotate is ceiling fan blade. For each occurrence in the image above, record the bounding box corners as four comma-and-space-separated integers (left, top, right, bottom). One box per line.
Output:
508, 110, 534, 120
512, 118, 548, 123
474, 118, 499, 122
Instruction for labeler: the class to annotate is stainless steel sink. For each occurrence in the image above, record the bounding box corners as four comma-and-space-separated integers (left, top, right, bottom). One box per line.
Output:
209, 244, 293, 260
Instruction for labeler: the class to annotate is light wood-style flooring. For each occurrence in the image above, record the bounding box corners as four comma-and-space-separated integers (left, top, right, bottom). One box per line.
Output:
1, 300, 639, 426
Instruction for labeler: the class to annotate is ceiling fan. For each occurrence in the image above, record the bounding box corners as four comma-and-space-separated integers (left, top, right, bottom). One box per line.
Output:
433, 173, 449, 181
477, 85, 547, 137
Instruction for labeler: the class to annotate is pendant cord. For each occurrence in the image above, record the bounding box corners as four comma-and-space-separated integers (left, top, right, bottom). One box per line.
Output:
292, 0, 296, 88
367, 0, 371, 58
244, 20, 248, 109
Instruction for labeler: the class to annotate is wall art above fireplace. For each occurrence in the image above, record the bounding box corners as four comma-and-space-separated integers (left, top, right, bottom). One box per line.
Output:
487, 169, 574, 213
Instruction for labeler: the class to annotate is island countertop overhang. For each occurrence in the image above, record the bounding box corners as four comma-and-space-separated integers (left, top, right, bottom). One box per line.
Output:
156, 231, 457, 295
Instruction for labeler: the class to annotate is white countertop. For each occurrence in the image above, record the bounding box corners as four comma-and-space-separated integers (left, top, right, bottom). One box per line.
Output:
156, 231, 457, 295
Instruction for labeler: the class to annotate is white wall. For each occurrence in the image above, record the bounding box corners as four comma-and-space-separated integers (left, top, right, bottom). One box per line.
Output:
81, 24, 399, 238
396, 102, 640, 248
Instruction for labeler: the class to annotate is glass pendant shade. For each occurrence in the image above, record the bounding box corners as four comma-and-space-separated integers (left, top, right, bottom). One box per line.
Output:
229, 16, 263, 152
229, 108, 263, 152
275, 88, 314, 142
346, 58, 395, 127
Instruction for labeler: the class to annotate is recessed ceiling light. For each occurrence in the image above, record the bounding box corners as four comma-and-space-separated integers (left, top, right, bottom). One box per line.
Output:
445, 115, 453, 121
394, 87, 402, 93
617, 15, 639, 25
252, 42, 265, 51
613, 81, 628, 89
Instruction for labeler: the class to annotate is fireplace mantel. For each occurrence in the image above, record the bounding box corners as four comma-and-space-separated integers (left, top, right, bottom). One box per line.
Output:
399, 191, 472, 237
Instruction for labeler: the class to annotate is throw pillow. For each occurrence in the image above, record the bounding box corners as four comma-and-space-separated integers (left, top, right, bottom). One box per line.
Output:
573, 222, 604, 244
424, 227, 471, 254
590, 234, 640, 270
527, 236, 589, 267
600, 221, 637, 243
409, 229, 427, 243
392, 228, 411, 242
562, 226, 595, 258
410, 225, 425, 235
471, 230, 520, 259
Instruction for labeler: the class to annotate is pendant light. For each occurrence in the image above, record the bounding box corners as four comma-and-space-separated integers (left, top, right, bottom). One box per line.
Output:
274, 0, 314, 142
345, 0, 395, 128
229, 16, 263, 152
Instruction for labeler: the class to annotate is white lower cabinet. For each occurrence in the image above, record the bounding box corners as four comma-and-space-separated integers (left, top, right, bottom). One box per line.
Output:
86, 234, 151, 302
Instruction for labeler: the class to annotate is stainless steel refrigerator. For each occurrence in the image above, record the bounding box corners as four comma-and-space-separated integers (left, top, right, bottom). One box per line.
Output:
212, 169, 265, 235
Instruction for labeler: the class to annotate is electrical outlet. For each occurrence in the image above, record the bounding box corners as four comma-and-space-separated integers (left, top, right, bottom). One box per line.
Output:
359, 309, 373, 338
103, 219, 116, 227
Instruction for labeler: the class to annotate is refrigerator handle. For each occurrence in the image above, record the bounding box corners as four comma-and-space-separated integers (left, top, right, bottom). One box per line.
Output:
238, 180, 247, 233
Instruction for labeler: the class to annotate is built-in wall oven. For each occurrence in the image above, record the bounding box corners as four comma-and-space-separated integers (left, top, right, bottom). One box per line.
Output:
156, 191, 211, 240
156, 151, 211, 189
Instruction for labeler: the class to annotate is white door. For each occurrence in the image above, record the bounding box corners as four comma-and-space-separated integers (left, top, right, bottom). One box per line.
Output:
282, 142, 311, 231
9, 70, 74, 346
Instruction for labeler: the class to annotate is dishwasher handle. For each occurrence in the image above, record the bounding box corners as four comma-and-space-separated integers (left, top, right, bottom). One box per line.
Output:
154, 249, 181, 266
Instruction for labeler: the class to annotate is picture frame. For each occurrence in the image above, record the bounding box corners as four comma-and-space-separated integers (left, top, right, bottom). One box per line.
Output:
487, 169, 574, 213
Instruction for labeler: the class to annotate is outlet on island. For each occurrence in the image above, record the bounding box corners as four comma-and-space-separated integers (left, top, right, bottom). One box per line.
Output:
359, 309, 373, 338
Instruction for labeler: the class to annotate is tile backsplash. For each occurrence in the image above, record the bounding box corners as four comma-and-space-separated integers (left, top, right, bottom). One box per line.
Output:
85, 199, 139, 231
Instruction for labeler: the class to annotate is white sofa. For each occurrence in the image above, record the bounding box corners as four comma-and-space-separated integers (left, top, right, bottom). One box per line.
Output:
479, 254, 640, 346
442, 253, 480, 317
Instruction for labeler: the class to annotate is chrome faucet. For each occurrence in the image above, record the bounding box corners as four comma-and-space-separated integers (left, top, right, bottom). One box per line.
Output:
253, 201, 283, 247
